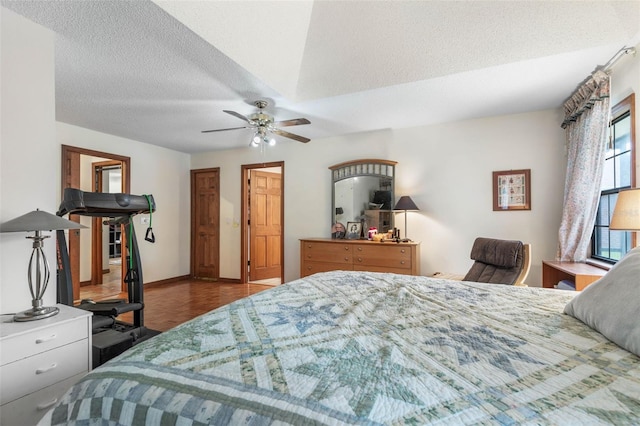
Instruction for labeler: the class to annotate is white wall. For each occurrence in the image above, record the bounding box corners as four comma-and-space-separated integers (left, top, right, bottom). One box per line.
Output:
192, 44, 640, 288
57, 123, 192, 285
1, 8, 57, 314
389, 110, 567, 286
66, 42, 636, 289
0, 8, 192, 315
610, 43, 640, 182
192, 112, 568, 286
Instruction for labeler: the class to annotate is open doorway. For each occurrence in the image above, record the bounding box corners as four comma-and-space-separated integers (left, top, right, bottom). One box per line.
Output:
89, 161, 124, 298
241, 162, 284, 285
61, 145, 130, 303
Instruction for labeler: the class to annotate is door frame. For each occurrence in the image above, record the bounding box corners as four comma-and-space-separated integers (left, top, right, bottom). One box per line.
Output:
241, 161, 285, 284
61, 145, 130, 300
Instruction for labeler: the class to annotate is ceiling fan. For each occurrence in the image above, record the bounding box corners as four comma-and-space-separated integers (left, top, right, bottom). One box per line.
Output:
202, 100, 311, 146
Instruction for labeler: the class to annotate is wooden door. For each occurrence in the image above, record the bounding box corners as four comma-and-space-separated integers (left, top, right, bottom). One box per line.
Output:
191, 168, 220, 279
249, 170, 281, 281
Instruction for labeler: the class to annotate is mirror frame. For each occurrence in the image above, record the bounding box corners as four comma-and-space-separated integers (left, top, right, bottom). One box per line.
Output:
329, 159, 397, 237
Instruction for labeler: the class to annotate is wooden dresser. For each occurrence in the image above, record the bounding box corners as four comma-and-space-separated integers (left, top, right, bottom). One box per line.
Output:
300, 238, 420, 277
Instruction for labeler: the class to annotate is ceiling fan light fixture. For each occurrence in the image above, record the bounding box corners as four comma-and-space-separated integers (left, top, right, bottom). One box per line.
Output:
251, 132, 261, 147
249, 127, 276, 148
203, 99, 310, 146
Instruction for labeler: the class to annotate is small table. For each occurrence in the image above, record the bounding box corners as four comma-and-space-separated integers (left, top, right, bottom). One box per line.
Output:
542, 260, 608, 291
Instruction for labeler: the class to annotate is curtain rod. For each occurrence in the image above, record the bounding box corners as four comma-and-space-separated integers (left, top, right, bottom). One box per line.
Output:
602, 46, 636, 72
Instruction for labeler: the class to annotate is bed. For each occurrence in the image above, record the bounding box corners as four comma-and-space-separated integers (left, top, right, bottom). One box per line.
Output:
43, 251, 640, 425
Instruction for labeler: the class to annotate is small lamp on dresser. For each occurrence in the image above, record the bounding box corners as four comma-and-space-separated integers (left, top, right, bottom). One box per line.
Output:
610, 187, 640, 247
393, 196, 420, 242
0, 209, 85, 321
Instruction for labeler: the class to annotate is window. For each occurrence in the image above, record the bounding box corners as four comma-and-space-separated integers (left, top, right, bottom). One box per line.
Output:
592, 94, 636, 263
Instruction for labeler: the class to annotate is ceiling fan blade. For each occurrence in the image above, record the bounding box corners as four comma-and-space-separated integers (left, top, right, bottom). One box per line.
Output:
274, 118, 310, 127
201, 126, 248, 133
223, 110, 251, 123
273, 129, 310, 143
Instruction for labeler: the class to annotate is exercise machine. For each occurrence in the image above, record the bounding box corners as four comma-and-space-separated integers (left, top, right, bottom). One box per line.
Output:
56, 188, 159, 367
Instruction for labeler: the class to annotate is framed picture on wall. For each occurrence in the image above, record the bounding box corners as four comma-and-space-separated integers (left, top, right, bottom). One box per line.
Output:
346, 221, 362, 239
493, 169, 531, 211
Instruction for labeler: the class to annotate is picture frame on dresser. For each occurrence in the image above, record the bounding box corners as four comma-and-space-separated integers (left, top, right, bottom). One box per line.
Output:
346, 221, 361, 239
331, 222, 346, 239
492, 169, 531, 211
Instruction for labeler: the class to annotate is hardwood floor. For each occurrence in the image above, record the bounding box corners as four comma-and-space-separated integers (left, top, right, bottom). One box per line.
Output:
91, 278, 273, 332
80, 260, 123, 301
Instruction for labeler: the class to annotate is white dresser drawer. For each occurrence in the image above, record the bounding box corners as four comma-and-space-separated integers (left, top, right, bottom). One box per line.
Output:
0, 372, 85, 426
0, 339, 88, 405
1, 318, 88, 365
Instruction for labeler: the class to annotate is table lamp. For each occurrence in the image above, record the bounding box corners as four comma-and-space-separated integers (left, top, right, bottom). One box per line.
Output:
610, 188, 640, 246
1, 209, 85, 321
393, 196, 419, 242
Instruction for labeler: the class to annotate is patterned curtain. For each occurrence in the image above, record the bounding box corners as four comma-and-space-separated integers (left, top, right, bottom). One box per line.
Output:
557, 70, 610, 262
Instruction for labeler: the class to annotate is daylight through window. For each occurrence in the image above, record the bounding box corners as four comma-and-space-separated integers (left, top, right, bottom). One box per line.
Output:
592, 94, 636, 262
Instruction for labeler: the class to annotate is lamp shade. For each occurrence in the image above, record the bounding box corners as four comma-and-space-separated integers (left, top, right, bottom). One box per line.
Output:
0, 209, 85, 232
610, 188, 640, 231
393, 196, 419, 211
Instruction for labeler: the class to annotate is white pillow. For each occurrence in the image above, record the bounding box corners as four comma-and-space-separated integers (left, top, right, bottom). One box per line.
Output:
628, 245, 640, 256
564, 249, 640, 356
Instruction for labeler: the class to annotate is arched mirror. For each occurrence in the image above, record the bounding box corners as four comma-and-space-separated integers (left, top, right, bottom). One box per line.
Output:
330, 159, 396, 238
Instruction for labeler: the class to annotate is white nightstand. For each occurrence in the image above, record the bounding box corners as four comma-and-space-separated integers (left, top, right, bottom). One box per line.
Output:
0, 304, 92, 426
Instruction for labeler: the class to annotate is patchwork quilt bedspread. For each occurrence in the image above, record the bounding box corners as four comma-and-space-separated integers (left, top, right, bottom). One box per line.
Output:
46, 271, 640, 425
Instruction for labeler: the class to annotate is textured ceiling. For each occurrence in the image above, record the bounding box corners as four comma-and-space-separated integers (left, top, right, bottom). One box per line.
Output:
2, 0, 640, 153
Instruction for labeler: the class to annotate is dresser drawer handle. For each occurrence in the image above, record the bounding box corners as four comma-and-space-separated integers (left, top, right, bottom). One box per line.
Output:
37, 398, 59, 411
357, 247, 362, 251
357, 257, 363, 262
344, 246, 349, 251
401, 249, 406, 253
36, 363, 57, 375
35, 334, 57, 344
400, 261, 405, 264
